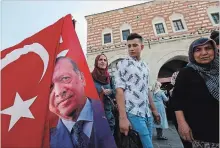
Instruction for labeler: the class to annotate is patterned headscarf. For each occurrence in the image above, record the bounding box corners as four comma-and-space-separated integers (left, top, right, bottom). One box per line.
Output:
171, 71, 179, 86
91, 54, 110, 85
187, 37, 219, 101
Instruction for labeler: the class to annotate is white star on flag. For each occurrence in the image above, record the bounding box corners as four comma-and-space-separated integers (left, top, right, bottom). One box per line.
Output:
0, 92, 37, 131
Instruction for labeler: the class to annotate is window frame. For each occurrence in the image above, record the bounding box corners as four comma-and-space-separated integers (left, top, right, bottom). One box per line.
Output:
102, 28, 113, 45
172, 19, 185, 31
169, 13, 188, 33
152, 17, 168, 36
155, 23, 166, 34
120, 23, 132, 42
103, 33, 112, 44
207, 6, 219, 26
122, 29, 131, 41
211, 12, 219, 25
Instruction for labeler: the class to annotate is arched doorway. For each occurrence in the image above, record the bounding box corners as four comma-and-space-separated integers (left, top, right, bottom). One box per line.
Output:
108, 58, 124, 76
108, 58, 124, 87
158, 58, 187, 94
157, 57, 188, 121
157, 56, 188, 84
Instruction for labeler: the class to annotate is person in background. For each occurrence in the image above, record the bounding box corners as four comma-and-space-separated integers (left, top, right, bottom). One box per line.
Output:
92, 54, 115, 135
171, 37, 219, 148
153, 81, 169, 140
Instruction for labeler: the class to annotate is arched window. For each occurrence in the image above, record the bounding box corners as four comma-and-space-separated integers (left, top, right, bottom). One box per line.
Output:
169, 13, 188, 33
152, 17, 168, 36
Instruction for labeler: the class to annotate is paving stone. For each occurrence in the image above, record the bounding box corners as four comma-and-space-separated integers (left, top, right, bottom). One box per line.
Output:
152, 122, 184, 148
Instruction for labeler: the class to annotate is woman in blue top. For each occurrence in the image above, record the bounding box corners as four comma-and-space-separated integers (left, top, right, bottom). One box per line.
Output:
153, 81, 169, 140
91, 54, 115, 135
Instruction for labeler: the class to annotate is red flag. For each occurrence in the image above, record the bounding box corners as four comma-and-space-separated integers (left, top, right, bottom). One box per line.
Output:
1, 14, 88, 148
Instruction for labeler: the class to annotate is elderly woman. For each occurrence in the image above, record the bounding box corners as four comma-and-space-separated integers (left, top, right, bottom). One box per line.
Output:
92, 54, 115, 135
171, 38, 219, 148
153, 81, 169, 140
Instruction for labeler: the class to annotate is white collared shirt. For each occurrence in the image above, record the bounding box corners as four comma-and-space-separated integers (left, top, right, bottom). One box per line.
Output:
62, 98, 93, 137
114, 57, 151, 117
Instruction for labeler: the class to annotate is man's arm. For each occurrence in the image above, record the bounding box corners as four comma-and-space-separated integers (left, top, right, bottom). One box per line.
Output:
116, 88, 131, 136
114, 60, 131, 136
116, 88, 127, 118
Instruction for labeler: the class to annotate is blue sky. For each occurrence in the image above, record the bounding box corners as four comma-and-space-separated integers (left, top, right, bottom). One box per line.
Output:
1, 0, 148, 54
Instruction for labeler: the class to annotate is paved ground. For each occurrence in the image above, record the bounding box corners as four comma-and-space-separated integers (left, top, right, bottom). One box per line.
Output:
152, 122, 184, 148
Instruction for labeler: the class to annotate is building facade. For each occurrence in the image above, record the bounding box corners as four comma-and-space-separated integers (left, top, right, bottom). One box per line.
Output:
85, 0, 219, 86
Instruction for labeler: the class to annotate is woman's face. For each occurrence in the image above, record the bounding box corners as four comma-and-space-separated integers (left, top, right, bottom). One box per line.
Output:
97, 55, 107, 69
193, 42, 215, 64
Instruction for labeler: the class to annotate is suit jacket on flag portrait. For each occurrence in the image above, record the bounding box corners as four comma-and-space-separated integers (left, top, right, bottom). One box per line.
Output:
50, 98, 117, 148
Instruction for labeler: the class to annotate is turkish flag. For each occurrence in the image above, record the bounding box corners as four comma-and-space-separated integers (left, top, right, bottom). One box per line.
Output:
1, 14, 100, 148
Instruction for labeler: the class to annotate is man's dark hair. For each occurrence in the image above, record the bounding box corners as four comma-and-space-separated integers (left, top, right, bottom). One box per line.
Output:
210, 30, 219, 45
127, 33, 143, 43
55, 56, 80, 73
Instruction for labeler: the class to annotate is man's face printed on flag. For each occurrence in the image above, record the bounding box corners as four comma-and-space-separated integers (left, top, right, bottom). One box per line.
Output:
49, 58, 86, 121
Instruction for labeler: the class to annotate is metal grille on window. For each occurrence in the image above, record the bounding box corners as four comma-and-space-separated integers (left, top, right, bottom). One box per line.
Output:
211, 12, 219, 24
173, 19, 184, 31
104, 33, 111, 44
155, 23, 165, 34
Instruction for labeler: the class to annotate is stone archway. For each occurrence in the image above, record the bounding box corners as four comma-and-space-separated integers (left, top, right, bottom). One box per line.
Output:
108, 58, 124, 76
152, 50, 188, 82
108, 54, 127, 65
157, 55, 188, 121
157, 58, 188, 83
108, 58, 124, 88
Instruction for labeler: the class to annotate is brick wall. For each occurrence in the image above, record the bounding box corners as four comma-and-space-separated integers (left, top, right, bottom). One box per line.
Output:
85, 0, 219, 53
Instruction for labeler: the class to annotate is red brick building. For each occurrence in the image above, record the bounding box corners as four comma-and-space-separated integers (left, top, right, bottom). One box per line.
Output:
85, 0, 219, 85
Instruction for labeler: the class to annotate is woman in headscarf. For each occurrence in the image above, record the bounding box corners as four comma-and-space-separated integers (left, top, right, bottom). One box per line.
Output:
92, 54, 115, 135
152, 81, 169, 140
171, 37, 219, 148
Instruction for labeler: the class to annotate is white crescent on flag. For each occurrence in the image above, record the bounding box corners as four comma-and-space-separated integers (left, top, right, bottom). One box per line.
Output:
1, 43, 49, 82
56, 49, 69, 58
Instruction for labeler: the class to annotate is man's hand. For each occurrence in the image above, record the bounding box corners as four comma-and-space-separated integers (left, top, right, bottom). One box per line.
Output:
152, 111, 161, 125
178, 120, 194, 142
119, 116, 132, 136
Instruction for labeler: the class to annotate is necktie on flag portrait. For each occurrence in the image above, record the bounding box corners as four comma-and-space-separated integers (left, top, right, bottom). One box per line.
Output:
1, 14, 99, 148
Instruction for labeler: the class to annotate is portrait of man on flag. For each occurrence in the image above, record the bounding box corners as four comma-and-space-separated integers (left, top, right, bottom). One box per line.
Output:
49, 56, 116, 148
